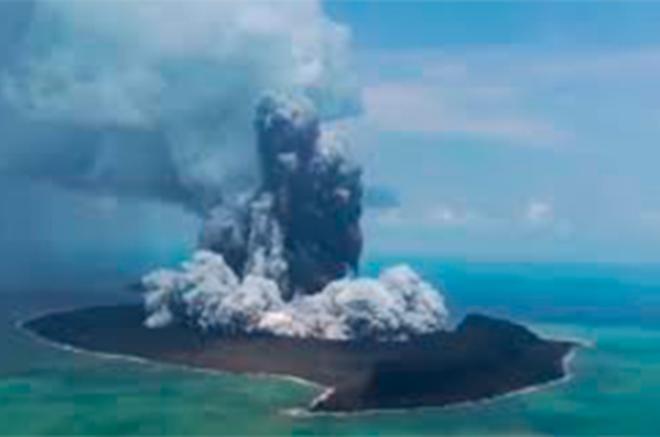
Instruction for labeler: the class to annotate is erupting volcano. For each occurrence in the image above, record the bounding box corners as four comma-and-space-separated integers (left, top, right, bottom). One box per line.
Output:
15, 0, 578, 414
141, 94, 449, 341
22, 92, 577, 414
203, 94, 363, 297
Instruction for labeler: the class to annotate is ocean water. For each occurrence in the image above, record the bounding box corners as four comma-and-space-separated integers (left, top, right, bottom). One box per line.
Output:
1, 258, 660, 435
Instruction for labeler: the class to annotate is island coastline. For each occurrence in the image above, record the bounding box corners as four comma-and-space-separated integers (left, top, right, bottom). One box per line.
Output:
20, 304, 579, 413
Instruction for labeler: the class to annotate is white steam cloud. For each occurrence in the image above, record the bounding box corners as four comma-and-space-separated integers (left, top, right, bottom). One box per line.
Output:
143, 251, 449, 341
2, 0, 359, 212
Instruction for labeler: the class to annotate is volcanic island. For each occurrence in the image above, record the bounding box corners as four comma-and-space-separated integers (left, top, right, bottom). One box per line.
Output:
24, 305, 576, 413
22, 95, 577, 413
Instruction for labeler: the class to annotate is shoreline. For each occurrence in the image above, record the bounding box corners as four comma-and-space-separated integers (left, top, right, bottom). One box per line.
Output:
16, 314, 327, 392
19, 304, 580, 414
287, 340, 580, 418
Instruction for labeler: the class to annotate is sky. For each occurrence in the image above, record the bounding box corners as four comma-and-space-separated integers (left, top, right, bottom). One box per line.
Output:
325, 1, 660, 261
1, 0, 660, 284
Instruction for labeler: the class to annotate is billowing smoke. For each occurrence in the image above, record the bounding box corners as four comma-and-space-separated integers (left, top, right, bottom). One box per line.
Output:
143, 251, 448, 341
1, 0, 360, 213
2, 0, 450, 340
142, 95, 449, 341
200, 94, 362, 297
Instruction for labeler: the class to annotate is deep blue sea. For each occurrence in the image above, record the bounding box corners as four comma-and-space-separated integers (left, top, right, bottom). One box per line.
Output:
2, 256, 659, 435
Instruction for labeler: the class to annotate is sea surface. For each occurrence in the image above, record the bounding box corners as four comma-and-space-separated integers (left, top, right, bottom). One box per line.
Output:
2, 257, 660, 435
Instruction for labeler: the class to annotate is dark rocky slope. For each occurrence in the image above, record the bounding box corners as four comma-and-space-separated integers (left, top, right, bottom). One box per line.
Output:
23, 305, 576, 412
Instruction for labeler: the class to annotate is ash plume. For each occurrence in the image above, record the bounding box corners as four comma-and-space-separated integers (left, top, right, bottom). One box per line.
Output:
143, 95, 449, 341
1, 0, 360, 214
0, 0, 450, 341
200, 94, 362, 298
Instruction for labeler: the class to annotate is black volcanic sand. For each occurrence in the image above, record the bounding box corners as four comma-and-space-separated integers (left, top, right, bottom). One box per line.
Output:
23, 305, 576, 412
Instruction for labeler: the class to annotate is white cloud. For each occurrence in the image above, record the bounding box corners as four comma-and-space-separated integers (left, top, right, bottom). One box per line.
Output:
525, 48, 660, 81
369, 203, 480, 229
427, 205, 475, 227
358, 46, 660, 148
372, 207, 406, 226
362, 80, 564, 145
524, 200, 554, 225
521, 199, 575, 238
367, 199, 577, 241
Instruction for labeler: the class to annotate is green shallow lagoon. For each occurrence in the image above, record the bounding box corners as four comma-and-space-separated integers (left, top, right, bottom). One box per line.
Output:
2, 261, 660, 435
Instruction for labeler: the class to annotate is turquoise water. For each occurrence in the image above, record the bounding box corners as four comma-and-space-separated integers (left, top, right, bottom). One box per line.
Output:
2, 259, 660, 435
